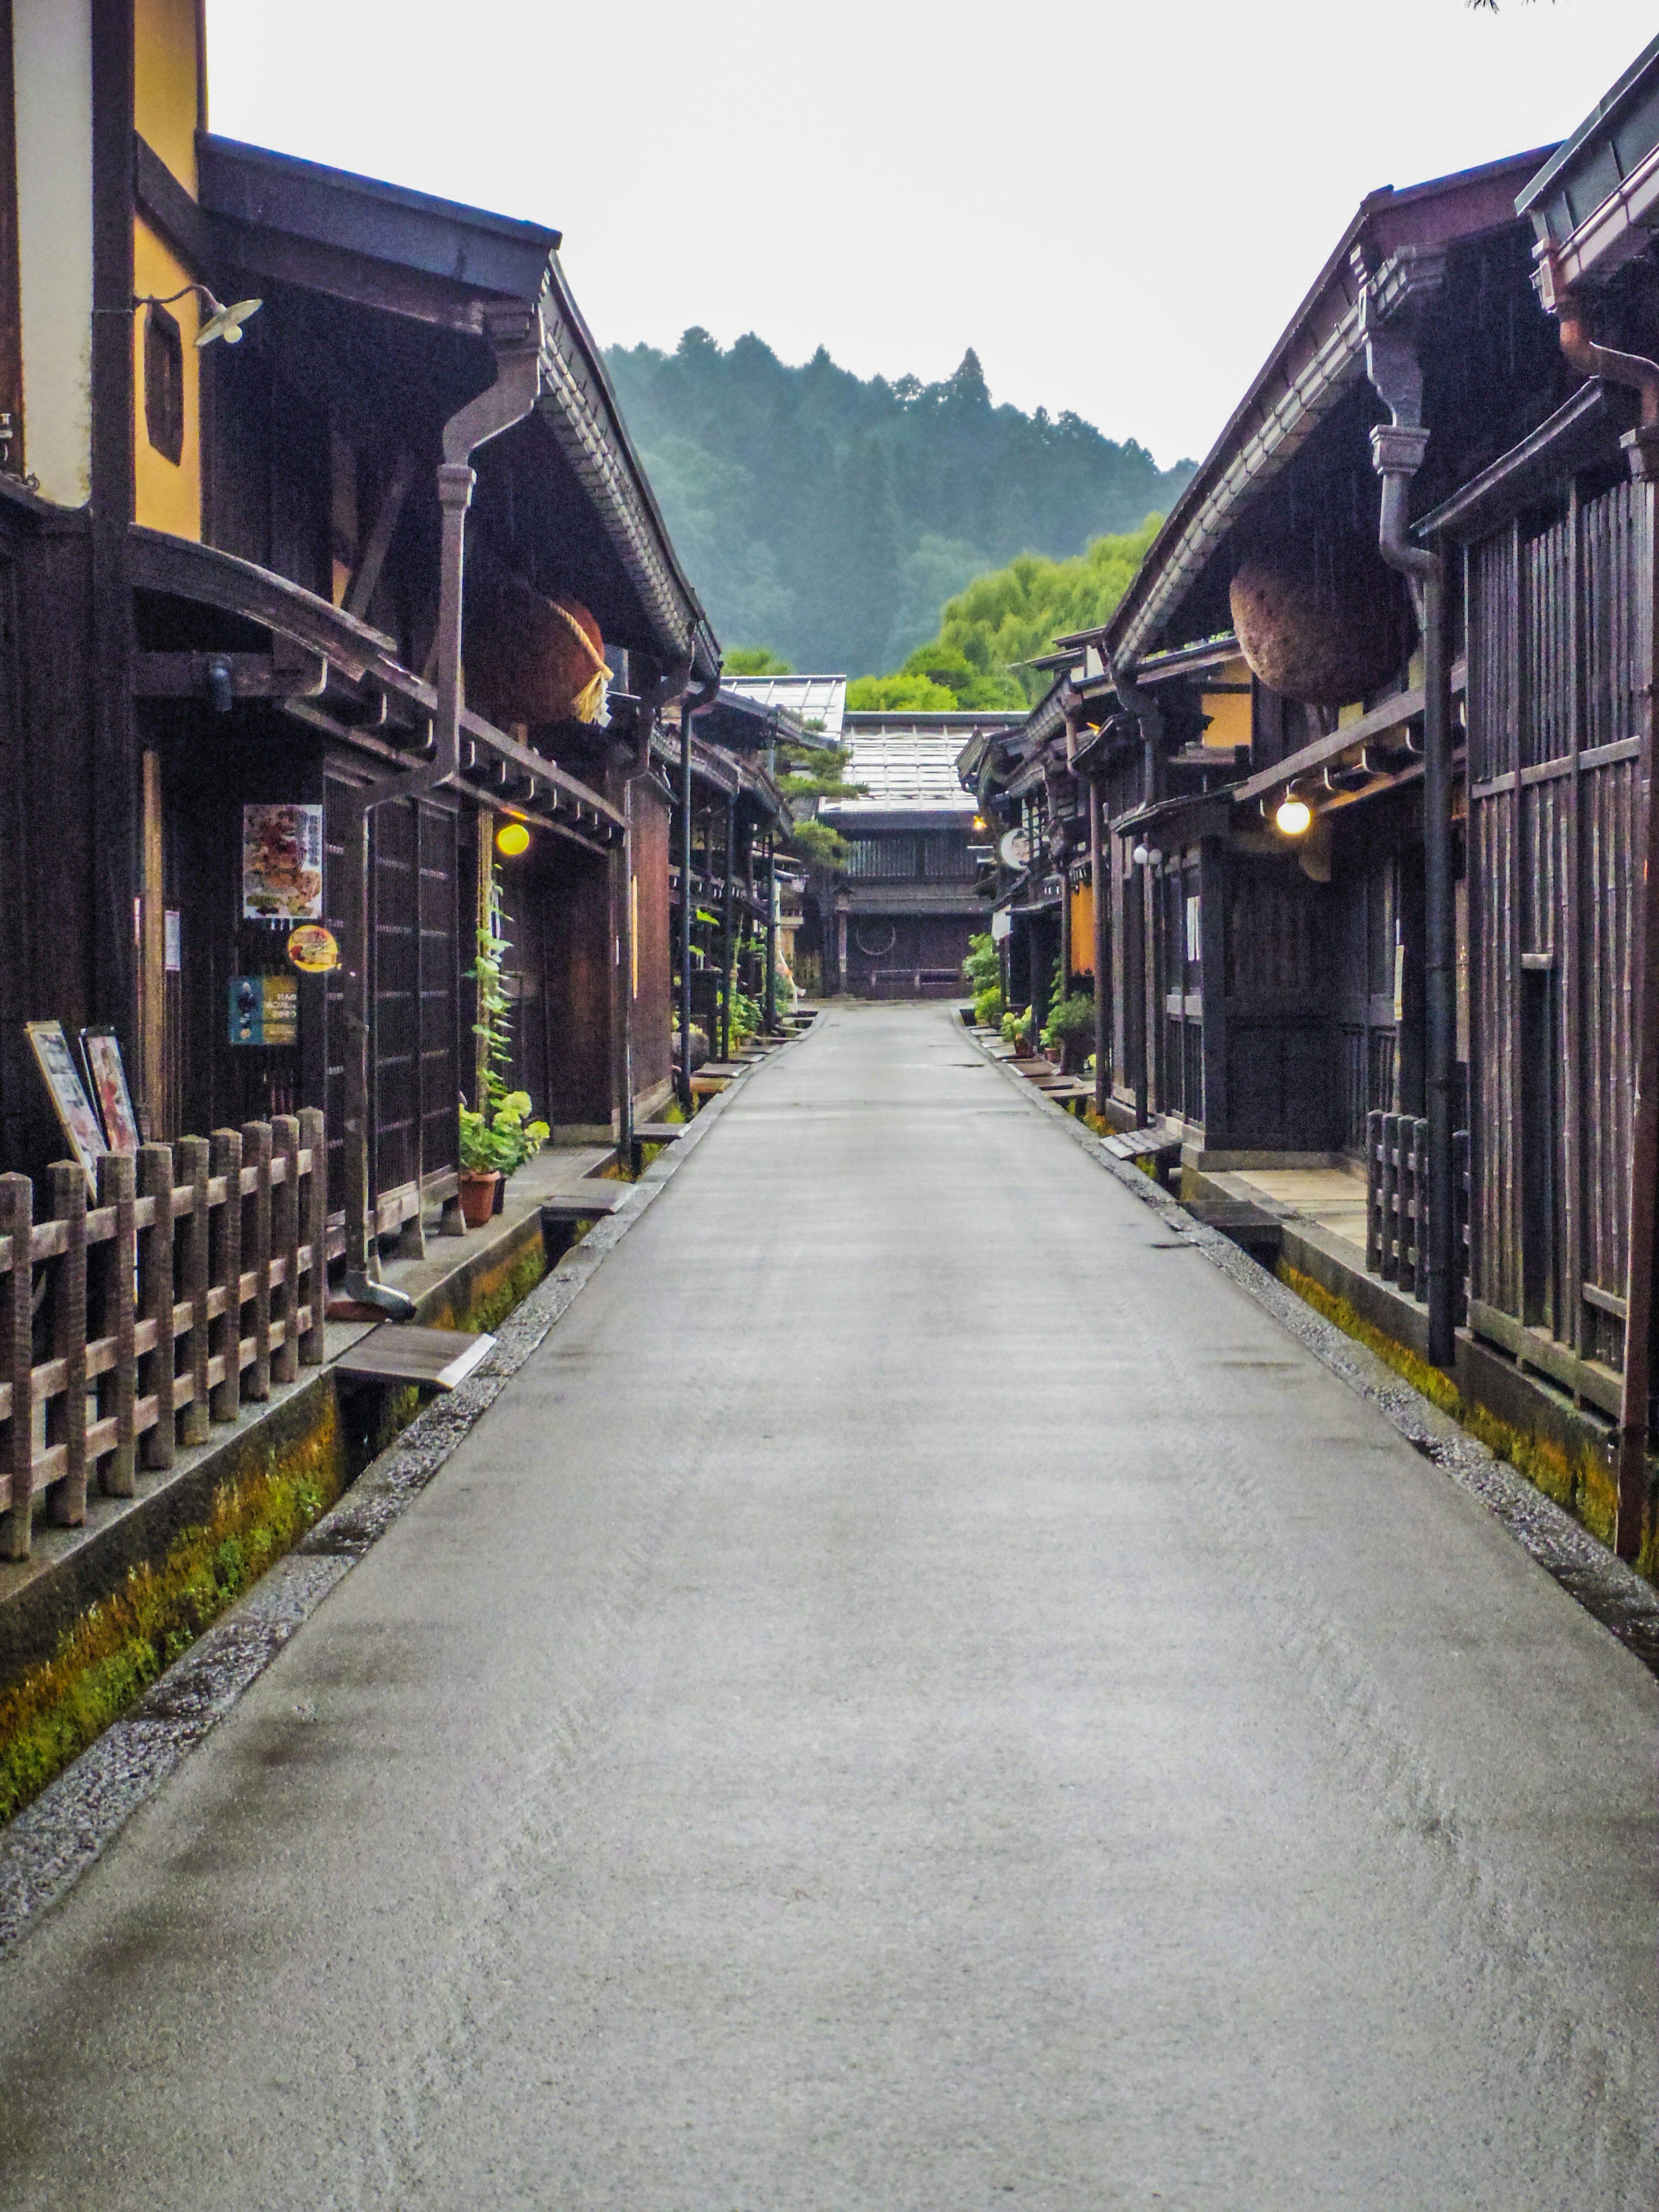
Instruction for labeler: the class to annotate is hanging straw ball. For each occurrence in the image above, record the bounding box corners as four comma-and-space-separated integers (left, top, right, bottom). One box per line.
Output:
464, 545, 610, 727
1230, 544, 1414, 706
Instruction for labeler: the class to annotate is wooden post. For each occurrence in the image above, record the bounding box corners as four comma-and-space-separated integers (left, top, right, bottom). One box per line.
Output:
178, 1135, 211, 1443
209, 1128, 242, 1422
0, 1173, 35, 1559
271, 1115, 300, 1386
1413, 1117, 1430, 1303
1380, 1113, 1400, 1284
1365, 1111, 1383, 1276
241, 1120, 272, 1401
137, 1142, 176, 1468
48, 1163, 88, 1526
96, 1150, 137, 1496
299, 1106, 327, 1364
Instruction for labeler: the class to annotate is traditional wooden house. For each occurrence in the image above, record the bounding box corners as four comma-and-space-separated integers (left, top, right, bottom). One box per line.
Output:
806, 711, 1019, 998
977, 91, 1659, 1560
0, 0, 720, 1301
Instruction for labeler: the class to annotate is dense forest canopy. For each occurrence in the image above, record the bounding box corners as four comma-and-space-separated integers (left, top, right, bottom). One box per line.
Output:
845, 518, 1166, 711
606, 330, 1195, 677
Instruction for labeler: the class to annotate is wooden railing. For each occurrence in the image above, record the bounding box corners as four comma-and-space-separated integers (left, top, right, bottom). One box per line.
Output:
1364, 1111, 1469, 1319
0, 1109, 329, 1561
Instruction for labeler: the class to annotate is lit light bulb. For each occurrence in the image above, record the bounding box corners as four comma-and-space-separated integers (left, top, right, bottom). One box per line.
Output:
496, 820, 531, 857
1131, 843, 1149, 867
1275, 797, 1313, 837
194, 295, 262, 347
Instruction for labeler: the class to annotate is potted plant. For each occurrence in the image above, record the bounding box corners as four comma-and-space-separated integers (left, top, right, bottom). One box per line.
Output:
1041, 988, 1096, 1074
458, 1087, 550, 1227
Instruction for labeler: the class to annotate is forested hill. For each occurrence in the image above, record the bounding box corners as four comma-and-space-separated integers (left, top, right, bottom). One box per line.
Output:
605, 330, 1195, 677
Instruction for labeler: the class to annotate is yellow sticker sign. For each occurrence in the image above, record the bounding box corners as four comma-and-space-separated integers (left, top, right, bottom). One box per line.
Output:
286, 924, 340, 975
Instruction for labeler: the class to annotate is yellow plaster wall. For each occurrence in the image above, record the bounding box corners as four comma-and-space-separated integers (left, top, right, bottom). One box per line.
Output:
132, 219, 202, 540
133, 0, 200, 191
1070, 881, 1094, 976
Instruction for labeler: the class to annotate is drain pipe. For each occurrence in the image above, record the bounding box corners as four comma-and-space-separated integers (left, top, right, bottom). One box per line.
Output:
340, 309, 543, 1314
1541, 254, 1659, 1557
616, 654, 692, 1163
678, 664, 721, 1110
1061, 684, 1108, 1112
1363, 296, 1454, 1371
1111, 654, 1161, 1131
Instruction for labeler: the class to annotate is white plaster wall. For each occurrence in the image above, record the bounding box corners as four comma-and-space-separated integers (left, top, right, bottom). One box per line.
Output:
13, 0, 93, 508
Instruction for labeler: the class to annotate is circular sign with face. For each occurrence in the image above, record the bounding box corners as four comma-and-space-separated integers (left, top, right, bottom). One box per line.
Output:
286, 924, 340, 974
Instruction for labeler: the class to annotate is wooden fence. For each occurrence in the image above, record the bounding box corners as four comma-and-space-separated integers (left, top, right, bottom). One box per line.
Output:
1364, 1111, 1469, 1318
0, 1109, 329, 1561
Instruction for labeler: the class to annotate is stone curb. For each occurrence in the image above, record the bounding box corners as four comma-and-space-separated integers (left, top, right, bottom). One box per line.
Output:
965, 1023, 1659, 1678
0, 1041, 794, 1951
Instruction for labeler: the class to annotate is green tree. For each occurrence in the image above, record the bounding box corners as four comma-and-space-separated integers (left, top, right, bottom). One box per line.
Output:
724, 647, 793, 676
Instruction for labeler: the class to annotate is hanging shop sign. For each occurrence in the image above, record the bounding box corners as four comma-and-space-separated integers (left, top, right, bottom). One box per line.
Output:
229, 974, 298, 1046
242, 803, 324, 921
79, 1026, 141, 1154
286, 924, 340, 975
24, 1019, 108, 1192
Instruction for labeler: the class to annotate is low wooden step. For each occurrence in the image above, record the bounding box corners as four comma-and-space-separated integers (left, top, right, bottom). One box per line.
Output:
634, 1121, 686, 1144
335, 1324, 497, 1392
539, 1182, 634, 1220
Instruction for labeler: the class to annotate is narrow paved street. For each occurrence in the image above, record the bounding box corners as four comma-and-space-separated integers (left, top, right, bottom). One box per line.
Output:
2, 1004, 1655, 2209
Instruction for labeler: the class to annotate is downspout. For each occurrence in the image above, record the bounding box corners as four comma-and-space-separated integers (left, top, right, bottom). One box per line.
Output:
720, 793, 736, 1061
678, 666, 721, 1109
1111, 655, 1161, 1131
340, 307, 543, 1314
765, 833, 779, 1033
1061, 685, 1108, 1112
1363, 294, 1454, 1370
616, 654, 692, 1163
1540, 254, 1659, 1557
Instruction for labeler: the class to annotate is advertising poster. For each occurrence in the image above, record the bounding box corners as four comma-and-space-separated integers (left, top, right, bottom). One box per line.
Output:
229, 974, 299, 1046
242, 804, 324, 921
25, 1020, 109, 1192
79, 1027, 142, 1154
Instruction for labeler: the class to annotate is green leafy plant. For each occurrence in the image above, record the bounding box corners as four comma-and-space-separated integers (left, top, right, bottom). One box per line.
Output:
460, 1090, 549, 1176
464, 867, 549, 1177
1042, 990, 1096, 1046
963, 931, 1003, 1024
1001, 1004, 1032, 1047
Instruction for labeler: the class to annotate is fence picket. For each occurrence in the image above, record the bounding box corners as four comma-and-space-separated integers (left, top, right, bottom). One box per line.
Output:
242, 1121, 273, 1402
137, 1143, 176, 1469
178, 1136, 211, 1445
48, 1162, 88, 1525
96, 1150, 137, 1497
209, 1130, 242, 1423
0, 1173, 34, 1559
272, 1116, 300, 1387
299, 1107, 327, 1364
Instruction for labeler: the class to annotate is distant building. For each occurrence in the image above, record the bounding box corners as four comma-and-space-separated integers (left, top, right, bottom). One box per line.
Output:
808, 712, 1024, 998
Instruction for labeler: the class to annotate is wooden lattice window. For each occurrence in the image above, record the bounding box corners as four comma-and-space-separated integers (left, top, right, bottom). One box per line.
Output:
143, 302, 184, 464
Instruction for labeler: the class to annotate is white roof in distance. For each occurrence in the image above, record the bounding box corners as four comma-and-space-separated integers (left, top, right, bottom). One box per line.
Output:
823, 710, 1026, 818
723, 674, 846, 740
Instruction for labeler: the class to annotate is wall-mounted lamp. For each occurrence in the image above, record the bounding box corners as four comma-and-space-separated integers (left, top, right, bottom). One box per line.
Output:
133, 283, 263, 347
1131, 843, 1164, 868
495, 819, 532, 857
1274, 796, 1313, 837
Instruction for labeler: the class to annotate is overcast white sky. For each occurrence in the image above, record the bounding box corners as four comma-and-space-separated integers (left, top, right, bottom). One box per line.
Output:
205, 1, 1655, 470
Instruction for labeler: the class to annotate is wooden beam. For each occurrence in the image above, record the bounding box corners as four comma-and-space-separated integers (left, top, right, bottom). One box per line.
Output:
343, 449, 416, 620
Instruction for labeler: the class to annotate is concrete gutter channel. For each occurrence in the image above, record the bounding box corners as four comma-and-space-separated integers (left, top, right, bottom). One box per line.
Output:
0, 1039, 796, 1949
966, 1021, 1659, 1683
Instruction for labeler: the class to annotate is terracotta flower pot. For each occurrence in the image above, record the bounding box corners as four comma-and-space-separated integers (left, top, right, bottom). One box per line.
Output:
458, 1170, 500, 1229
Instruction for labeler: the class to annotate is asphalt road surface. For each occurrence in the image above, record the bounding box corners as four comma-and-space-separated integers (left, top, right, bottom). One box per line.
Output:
1, 1003, 1655, 2209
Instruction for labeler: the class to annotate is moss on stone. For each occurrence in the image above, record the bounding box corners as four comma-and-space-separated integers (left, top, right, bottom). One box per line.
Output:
0, 1399, 347, 1824
1275, 1258, 1630, 1560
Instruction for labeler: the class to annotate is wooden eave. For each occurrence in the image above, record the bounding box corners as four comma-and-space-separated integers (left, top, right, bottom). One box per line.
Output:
128, 526, 624, 845
1098, 148, 1555, 670
1414, 381, 1628, 544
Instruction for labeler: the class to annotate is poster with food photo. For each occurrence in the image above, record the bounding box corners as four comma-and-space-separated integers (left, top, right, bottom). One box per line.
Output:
242, 804, 324, 920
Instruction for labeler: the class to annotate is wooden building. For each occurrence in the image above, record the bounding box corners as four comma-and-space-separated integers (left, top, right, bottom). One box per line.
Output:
966, 69, 1659, 1558
0, 1, 721, 1292
808, 712, 1019, 998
